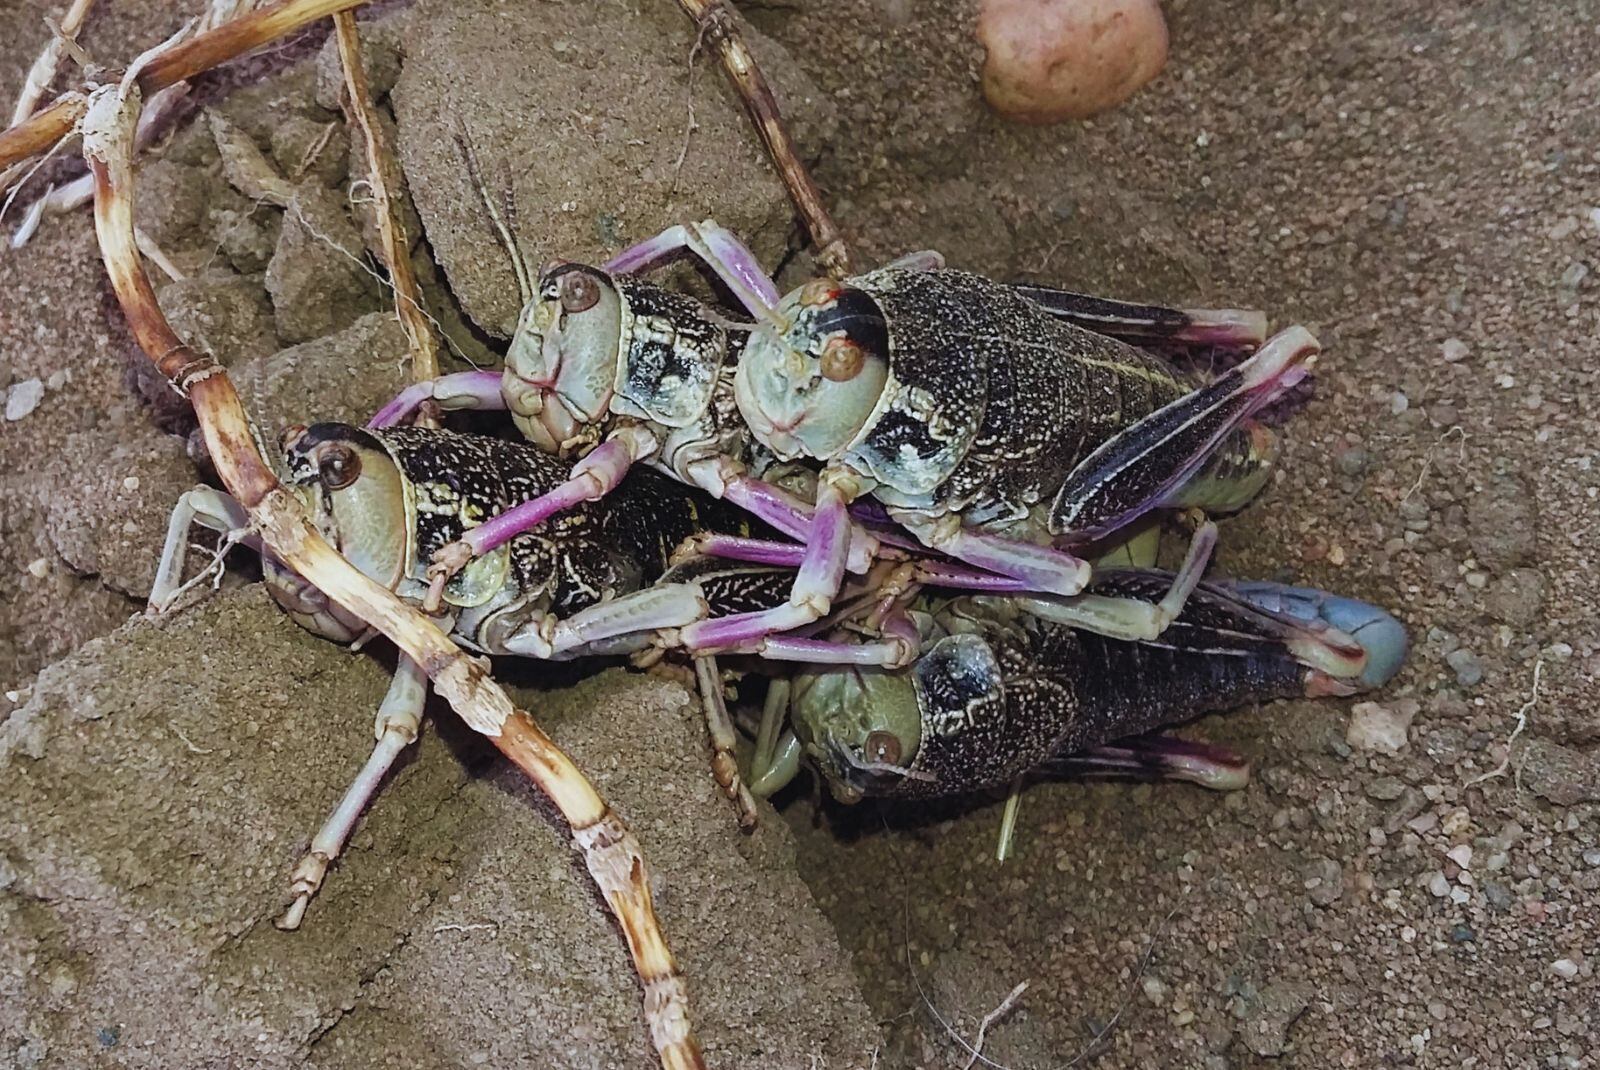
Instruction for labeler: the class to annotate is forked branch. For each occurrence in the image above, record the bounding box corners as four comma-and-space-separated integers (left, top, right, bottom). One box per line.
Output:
0, 0, 368, 185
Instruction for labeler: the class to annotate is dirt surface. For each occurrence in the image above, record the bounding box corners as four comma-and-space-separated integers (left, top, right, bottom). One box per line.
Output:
1, 0, 1597, 1067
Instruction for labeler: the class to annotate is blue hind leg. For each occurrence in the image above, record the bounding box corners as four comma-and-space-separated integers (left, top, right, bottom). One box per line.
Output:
1220, 581, 1409, 691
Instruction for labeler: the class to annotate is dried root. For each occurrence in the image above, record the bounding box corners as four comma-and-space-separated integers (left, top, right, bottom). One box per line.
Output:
74, 54, 704, 1070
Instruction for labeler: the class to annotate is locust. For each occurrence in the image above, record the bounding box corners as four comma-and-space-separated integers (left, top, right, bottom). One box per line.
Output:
150, 421, 856, 921
370, 206, 1298, 673
723, 568, 1410, 804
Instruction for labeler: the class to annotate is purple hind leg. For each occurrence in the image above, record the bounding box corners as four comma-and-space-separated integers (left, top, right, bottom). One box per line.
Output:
1052, 326, 1320, 541
602, 219, 782, 321
683, 533, 1042, 594
1009, 283, 1268, 351
678, 475, 856, 653
891, 510, 1095, 597
368, 369, 507, 429
424, 427, 657, 606
1054, 734, 1251, 791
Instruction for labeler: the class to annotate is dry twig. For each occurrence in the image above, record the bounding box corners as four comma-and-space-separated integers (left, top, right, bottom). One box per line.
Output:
670, 0, 850, 276
10, 0, 99, 127
962, 981, 1030, 1070
81, 74, 703, 1070
332, 10, 440, 385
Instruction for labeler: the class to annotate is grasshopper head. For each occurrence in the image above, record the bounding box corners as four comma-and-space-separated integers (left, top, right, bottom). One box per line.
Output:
504, 263, 622, 451
788, 665, 924, 803
735, 281, 891, 462
272, 424, 411, 641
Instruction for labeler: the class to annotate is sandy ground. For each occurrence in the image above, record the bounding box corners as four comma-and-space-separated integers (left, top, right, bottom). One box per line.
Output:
1, 0, 1596, 1066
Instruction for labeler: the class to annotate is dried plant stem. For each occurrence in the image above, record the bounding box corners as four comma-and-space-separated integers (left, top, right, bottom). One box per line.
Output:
11, 0, 99, 127
670, 0, 851, 277
331, 11, 440, 386
81, 82, 703, 1070
0, 0, 369, 184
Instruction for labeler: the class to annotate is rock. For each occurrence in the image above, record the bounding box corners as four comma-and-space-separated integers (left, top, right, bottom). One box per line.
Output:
1446, 648, 1485, 687
1237, 982, 1311, 1057
4, 377, 43, 420
1346, 699, 1416, 753
1303, 858, 1344, 907
133, 156, 213, 250
230, 311, 414, 435
978, 0, 1168, 123
391, 0, 814, 338
315, 11, 408, 111
1364, 776, 1407, 800
265, 184, 384, 343
158, 271, 282, 366
211, 205, 282, 275
1484, 567, 1547, 627
43, 423, 198, 600
1421, 723, 1468, 766
0, 588, 883, 1064
269, 114, 347, 189
1521, 740, 1600, 806
1551, 959, 1580, 980
1334, 442, 1369, 476
1441, 338, 1469, 363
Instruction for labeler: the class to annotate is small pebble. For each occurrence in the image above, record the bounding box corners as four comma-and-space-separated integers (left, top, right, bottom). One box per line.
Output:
26, 557, 49, 579
1142, 977, 1169, 1005
1446, 648, 1485, 687
1582, 848, 1600, 867
1347, 700, 1415, 753
1485, 882, 1512, 910
1407, 812, 1439, 834
1451, 924, 1476, 942
4, 377, 44, 420
1551, 958, 1579, 980
1335, 444, 1369, 476
1427, 871, 1451, 897
1446, 844, 1473, 869
1440, 338, 1469, 363
1365, 776, 1407, 801
1304, 858, 1345, 907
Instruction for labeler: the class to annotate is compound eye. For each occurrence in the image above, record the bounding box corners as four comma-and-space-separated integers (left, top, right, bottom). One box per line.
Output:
279, 424, 309, 453
316, 443, 362, 490
559, 271, 601, 314
820, 337, 866, 382
863, 730, 902, 767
